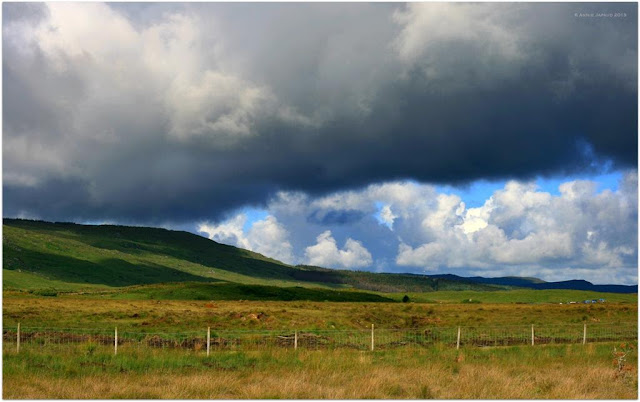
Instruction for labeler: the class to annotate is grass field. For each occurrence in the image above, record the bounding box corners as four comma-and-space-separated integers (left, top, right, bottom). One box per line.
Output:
3, 342, 637, 399
394, 289, 638, 304
4, 292, 637, 399
4, 293, 637, 332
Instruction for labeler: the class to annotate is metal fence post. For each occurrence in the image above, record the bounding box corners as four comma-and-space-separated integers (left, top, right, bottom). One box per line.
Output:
531, 325, 534, 346
456, 326, 461, 350
114, 327, 118, 355
371, 324, 375, 351
17, 323, 20, 353
207, 327, 211, 356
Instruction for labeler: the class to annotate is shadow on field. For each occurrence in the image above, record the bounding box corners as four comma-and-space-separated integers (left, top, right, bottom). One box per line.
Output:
5, 250, 217, 287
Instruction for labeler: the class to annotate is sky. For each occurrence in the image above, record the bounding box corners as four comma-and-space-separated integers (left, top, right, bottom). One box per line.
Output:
3, 2, 638, 284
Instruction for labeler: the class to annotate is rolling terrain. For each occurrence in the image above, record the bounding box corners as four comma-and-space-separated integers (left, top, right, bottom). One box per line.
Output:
2, 219, 637, 302
3, 219, 505, 300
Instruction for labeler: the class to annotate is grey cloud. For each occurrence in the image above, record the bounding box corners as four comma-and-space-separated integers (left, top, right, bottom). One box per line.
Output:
3, 3, 637, 225
307, 209, 366, 226
2, 2, 49, 25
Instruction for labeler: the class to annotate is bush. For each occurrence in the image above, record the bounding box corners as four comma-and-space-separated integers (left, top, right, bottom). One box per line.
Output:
34, 290, 58, 297
402, 295, 410, 303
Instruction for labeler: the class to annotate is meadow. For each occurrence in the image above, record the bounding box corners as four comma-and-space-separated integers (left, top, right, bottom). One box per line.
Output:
4, 292, 637, 332
4, 292, 638, 399
3, 342, 637, 399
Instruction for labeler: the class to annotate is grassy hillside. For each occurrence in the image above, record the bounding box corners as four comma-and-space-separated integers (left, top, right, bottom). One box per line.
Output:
3, 219, 309, 288
3, 269, 110, 292
2, 219, 505, 295
294, 265, 503, 292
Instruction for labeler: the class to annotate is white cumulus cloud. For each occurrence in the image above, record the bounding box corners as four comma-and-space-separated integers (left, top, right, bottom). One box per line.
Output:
240, 172, 636, 283
394, 171, 638, 284
193, 172, 637, 284
199, 214, 294, 264
304, 230, 373, 269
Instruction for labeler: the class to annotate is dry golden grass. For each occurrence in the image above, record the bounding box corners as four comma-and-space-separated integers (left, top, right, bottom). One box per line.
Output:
4, 345, 637, 399
4, 295, 637, 332
4, 360, 635, 399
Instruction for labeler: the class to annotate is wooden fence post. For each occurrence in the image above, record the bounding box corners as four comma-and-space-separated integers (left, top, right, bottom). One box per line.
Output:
531, 325, 534, 346
583, 324, 587, 345
456, 326, 461, 350
294, 330, 298, 350
207, 327, 211, 356
371, 324, 375, 351
17, 323, 20, 354
114, 327, 118, 355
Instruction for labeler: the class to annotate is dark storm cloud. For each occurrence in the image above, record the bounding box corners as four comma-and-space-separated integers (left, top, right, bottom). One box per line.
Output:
2, 2, 48, 24
3, 2, 637, 225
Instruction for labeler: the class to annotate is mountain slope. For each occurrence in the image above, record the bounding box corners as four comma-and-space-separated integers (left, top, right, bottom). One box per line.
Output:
4, 219, 304, 288
293, 266, 503, 292
2, 219, 504, 294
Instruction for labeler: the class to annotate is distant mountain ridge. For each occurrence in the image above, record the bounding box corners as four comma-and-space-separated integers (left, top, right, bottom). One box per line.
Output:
428, 274, 638, 294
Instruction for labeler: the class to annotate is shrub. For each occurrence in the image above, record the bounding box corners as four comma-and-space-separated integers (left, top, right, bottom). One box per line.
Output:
402, 295, 410, 303
34, 290, 58, 297
613, 342, 635, 379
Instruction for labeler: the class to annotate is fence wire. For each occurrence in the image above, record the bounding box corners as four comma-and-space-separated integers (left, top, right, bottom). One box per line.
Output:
3, 322, 637, 354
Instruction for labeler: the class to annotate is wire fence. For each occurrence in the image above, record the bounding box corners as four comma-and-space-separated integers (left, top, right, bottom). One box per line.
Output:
3, 322, 637, 354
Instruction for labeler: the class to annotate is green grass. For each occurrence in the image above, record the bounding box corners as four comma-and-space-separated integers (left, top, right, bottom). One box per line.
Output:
393, 289, 638, 304
293, 265, 506, 292
2, 342, 629, 378
3, 221, 316, 289
3, 276, 394, 303
3, 269, 110, 292
3, 345, 262, 377
4, 295, 637, 332
3, 343, 637, 399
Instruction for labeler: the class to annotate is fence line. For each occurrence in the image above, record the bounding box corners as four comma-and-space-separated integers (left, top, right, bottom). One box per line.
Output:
4, 322, 637, 354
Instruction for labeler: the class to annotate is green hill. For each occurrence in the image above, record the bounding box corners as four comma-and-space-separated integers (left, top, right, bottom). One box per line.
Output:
2, 219, 506, 300
292, 265, 502, 292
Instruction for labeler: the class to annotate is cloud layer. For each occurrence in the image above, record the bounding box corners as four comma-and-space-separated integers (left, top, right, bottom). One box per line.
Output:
198, 171, 637, 285
3, 3, 637, 225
